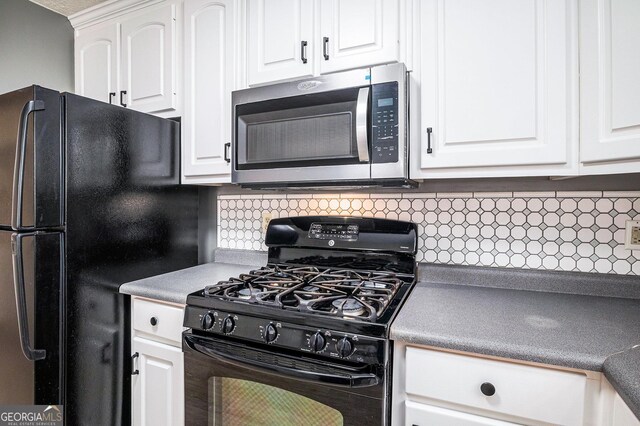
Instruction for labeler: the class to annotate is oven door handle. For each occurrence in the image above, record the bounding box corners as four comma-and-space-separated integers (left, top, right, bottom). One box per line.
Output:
184, 335, 379, 388
355, 86, 370, 163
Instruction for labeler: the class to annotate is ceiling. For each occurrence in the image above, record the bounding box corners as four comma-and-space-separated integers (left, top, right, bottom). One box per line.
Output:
29, 0, 108, 16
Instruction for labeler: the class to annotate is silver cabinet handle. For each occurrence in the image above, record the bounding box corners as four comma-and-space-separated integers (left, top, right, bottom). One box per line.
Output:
301, 40, 308, 64
323, 37, 329, 60
131, 352, 139, 375
355, 87, 370, 162
12, 100, 45, 230
11, 232, 46, 361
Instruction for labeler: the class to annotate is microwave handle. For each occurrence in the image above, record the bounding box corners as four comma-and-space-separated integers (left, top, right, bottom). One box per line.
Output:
355, 87, 370, 163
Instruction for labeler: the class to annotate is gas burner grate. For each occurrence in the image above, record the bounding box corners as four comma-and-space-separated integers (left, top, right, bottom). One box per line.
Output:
203, 265, 403, 321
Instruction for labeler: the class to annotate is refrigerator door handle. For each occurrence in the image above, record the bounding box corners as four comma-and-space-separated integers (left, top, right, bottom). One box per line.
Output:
12, 100, 45, 231
11, 232, 46, 361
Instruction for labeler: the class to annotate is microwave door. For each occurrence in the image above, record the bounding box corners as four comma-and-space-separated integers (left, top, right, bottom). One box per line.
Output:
234, 87, 371, 184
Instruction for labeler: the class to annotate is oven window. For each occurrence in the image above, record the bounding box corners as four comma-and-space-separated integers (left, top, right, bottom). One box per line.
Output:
211, 377, 344, 426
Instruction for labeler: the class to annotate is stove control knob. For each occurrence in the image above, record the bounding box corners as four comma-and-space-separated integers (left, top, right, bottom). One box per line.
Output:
310, 332, 326, 352
221, 316, 235, 334
336, 337, 354, 358
201, 312, 215, 330
264, 323, 278, 343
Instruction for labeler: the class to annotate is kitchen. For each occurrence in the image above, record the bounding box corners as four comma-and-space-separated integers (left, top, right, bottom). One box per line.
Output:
0, 0, 638, 425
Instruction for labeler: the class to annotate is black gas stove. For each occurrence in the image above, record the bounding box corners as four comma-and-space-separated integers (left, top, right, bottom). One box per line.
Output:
183, 216, 417, 425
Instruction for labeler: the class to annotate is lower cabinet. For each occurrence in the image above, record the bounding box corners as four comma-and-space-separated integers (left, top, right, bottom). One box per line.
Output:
131, 297, 185, 426
406, 401, 517, 426
132, 337, 184, 426
612, 392, 640, 426
394, 343, 640, 426
393, 343, 595, 425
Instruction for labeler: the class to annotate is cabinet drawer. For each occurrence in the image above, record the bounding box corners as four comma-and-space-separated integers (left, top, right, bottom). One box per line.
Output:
406, 401, 517, 426
133, 298, 184, 346
405, 347, 586, 425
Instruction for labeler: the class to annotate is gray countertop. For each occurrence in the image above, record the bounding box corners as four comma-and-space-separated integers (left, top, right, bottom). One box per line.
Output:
119, 261, 260, 304
391, 281, 640, 371
603, 346, 640, 419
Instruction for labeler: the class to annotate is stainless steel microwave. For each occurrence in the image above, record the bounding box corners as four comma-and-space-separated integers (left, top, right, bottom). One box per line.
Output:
231, 63, 415, 188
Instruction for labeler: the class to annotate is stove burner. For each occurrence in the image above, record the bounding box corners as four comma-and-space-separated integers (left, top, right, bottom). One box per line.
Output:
332, 298, 366, 317
238, 287, 261, 299
203, 265, 405, 321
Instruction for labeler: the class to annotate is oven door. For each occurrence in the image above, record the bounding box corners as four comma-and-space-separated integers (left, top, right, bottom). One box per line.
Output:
183, 333, 386, 426
232, 85, 371, 185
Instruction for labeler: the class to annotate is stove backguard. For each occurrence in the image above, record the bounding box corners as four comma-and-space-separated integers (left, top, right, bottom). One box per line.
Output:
265, 216, 418, 276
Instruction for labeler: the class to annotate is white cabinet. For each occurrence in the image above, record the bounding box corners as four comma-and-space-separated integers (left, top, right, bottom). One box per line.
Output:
318, 0, 399, 75
72, 1, 181, 116
130, 297, 185, 426
182, 0, 238, 184
405, 401, 517, 426
246, 0, 400, 86
404, 347, 587, 425
612, 392, 640, 426
412, 0, 578, 178
132, 337, 184, 426
392, 343, 596, 426
121, 3, 178, 114
579, 0, 640, 174
74, 23, 119, 104
246, 0, 313, 86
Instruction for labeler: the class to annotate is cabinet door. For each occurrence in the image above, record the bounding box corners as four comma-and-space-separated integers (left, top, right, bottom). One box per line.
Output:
121, 4, 177, 114
182, 0, 236, 183
247, 0, 313, 86
75, 24, 119, 104
580, 0, 640, 173
319, 0, 399, 74
132, 337, 184, 426
406, 401, 517, 426
415, 0, 578, 177
612, 393, 640, 426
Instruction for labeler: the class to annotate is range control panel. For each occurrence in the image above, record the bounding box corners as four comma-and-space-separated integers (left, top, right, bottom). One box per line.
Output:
184, 306, 385, 364
371, 82, 399, 164
308, 223, 359, 241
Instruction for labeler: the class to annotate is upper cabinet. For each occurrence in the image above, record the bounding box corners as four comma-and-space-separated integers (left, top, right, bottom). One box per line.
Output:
246, 0, 400, 86
72, 1, 180, 117
247, 0, 314, 85
75, 23, 119, 105
121, 4, 178, 114
580, 0, 640, 174
412, 0, 578, 178
318, 0, 399, 75
72, 0, 640, 182
182, 0, 240, 184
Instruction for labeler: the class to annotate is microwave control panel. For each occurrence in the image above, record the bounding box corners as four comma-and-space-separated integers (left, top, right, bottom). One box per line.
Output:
371, 82, 399, 164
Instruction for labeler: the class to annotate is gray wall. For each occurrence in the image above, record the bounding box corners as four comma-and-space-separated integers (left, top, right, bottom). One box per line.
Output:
0, 1, 74, 94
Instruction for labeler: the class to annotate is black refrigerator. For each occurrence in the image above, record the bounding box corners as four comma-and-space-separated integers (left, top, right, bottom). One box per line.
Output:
0, 85, 198, 425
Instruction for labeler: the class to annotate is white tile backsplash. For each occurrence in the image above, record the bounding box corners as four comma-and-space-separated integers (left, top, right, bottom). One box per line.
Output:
217, 191, 640, 275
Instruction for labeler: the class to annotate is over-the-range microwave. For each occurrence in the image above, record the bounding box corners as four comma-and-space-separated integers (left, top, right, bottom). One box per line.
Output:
231, 63, 416, 189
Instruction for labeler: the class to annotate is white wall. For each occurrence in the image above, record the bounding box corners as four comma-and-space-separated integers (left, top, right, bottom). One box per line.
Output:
0, 0, 74, 94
